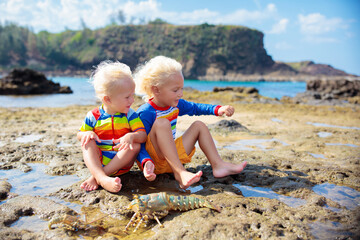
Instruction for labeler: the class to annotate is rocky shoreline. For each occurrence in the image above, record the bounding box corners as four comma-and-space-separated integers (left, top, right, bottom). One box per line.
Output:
0, 90, 359, 239
1, 70, 359, 83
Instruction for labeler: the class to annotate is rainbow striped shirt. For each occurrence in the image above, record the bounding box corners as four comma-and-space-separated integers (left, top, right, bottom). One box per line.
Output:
136, 99, 220, 164
79, 105, 146, 153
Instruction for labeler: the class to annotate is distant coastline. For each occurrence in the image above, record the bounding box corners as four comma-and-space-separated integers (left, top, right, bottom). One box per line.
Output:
44, 71, 360, 82
2, 69, 358, 83
1, 23, 358, 82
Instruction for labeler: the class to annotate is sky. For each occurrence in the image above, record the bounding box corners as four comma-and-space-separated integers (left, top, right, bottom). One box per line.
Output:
1, 0, 359, 75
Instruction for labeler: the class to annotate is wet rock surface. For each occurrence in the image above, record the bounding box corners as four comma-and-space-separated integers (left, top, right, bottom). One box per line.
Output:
288, 79, 360, 105
0, 91, 359, 239
0, 68, 72, 95
0, 180, 11, 200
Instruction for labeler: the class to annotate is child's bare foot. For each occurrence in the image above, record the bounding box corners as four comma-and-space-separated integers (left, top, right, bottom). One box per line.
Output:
80, 176, 98, 191
176, 170, 203, 189
144, 161, 156, 181
98, 176, 122, 193
213, 161, 247, 178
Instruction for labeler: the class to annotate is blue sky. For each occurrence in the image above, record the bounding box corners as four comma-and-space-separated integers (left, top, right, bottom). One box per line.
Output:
1, 0, 359, 75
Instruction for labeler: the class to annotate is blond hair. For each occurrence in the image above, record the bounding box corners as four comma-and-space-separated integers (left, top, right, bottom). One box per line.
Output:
90, 60, 133, 101
134, 56, 182, 100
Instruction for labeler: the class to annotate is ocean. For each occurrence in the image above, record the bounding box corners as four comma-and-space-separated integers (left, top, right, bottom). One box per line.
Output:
0, 77, 306, 108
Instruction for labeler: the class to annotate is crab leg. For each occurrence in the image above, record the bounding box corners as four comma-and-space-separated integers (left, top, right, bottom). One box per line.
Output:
152, 214, 163, 228
125, 212, 138, 231
134, 217, 144, 232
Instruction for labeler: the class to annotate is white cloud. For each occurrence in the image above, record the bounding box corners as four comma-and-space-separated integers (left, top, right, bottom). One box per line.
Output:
122, 0, 161, 20
298, 13, 347, 35
0, 0, 279, 32
267, 18, 288, 34
217, 3, 277, 24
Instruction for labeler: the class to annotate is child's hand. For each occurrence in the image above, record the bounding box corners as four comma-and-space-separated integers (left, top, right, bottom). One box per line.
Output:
218, 105, 235, 117
81, 132, 101, 147
114, 134, 135, 151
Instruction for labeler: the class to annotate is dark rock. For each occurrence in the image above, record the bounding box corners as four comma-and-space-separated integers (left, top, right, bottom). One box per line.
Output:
208, 119, 249, 132
0, 180, 12, 200
289, 79, 360, 105
0, 68, 72, 95
307, 79, 360, 98
213, 86, 259, 94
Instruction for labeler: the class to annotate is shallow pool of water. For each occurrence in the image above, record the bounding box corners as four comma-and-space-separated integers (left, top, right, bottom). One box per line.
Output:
325, 143, 358, 148
312, 183, 360, 210
233, 183, 306, 208
14, 134, 43, 143
0, 163, 80, 197
47, 196, 83, 213
271, 118, 283, 123
307, 122, 360, 130
187, 185, 204, 193
309, 221, 353, 239
224, 138, 289, 151
317, 132, 332, 138
308, 153, 327, 159
56, 141, 73, 148
10, 215, 49, 232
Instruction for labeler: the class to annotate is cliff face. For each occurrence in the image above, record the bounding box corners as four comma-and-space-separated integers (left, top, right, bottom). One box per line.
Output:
95, 24, 284, 79
0, 23, 291, 78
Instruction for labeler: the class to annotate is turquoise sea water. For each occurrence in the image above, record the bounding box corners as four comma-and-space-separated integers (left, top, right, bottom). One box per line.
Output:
0, 77, 306, 108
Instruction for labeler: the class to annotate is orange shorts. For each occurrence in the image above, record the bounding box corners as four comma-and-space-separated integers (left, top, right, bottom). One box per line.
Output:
142, 135, 195, 174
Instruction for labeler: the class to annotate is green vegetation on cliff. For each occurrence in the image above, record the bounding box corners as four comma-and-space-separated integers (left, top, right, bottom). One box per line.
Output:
0, 22, 276, 78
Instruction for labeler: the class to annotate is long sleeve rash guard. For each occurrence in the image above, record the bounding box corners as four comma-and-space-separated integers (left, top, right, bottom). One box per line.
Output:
136, 98, 221, 167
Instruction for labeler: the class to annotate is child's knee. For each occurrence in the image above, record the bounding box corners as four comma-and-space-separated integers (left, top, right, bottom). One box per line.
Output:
154, 118, 171, 129
118, 143, 141, 155
192, 120, 207, 129
81, 139, 98, 151
132, 143, 141, 152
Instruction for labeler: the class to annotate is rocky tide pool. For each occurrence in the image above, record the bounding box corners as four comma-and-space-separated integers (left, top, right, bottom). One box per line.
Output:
0, 93, 359, 239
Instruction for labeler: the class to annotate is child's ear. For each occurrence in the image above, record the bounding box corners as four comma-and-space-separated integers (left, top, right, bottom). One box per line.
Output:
103, 95, 111, 104
151, 86, 160, 95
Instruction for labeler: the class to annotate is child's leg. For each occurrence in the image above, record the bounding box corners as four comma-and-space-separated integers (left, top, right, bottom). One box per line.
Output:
104, 143, 140, 175
80, 140, 121, 192
182, 121, 247, 178
81, 140, 139, 192
149, 118, 202, 189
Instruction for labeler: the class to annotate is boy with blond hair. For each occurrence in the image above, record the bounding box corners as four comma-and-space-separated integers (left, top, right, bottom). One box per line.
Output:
135, 56, 247, 189
78, 60, 152, 193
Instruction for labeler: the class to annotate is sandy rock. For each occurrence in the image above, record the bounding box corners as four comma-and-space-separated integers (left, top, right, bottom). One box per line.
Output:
0, 180, 11, 200
208, 119, 249, 133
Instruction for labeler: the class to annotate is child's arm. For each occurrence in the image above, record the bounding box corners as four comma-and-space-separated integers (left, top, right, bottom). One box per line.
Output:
78, 107, 100, 146
114, 131, 146, 151
77, 131, 101, 147
178, 99, 223, 116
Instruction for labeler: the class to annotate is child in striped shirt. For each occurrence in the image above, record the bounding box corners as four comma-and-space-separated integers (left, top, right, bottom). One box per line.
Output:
78, 60, 150, 193
135, 56, 247, 189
